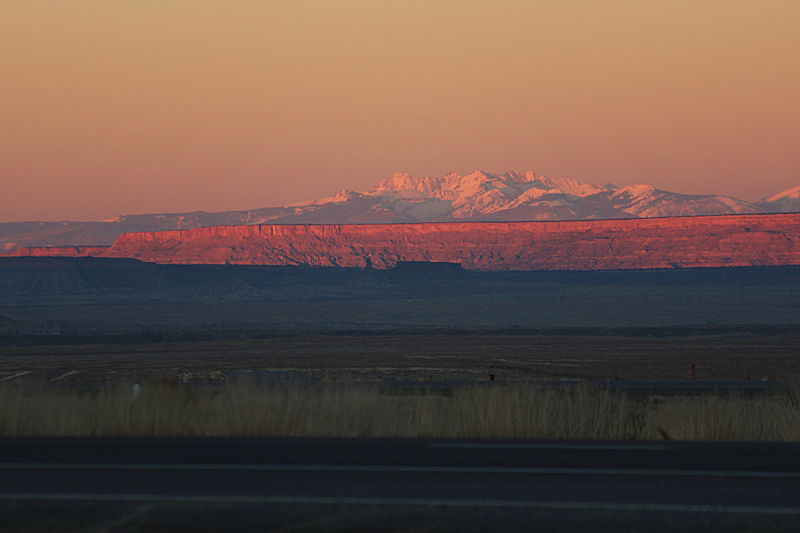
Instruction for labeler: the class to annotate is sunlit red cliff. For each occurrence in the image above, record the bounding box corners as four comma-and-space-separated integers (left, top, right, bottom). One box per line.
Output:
5, 214, 800, 271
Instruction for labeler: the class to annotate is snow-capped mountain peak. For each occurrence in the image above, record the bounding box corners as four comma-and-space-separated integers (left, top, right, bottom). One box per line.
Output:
762, 186, 800, 202
756, 186, 800, 213
282, 171, 785, 223
613, 184, 657, 197
288, 189, 364, 207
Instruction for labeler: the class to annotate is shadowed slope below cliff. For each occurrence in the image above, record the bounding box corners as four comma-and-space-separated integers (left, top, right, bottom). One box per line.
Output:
1, 258, 799, 338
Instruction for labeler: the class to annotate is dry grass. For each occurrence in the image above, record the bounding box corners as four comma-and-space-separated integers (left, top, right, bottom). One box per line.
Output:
640, 392, 800, 441
1, 381, 799, 440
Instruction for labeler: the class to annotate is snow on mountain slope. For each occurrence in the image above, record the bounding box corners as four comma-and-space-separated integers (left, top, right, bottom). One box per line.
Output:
361, 170, 612, 220
355, 171, 761, 221
604, 185, 758, 218
756, 186, 800, 213
288, 189, 366, 206
366, 171, 605, 201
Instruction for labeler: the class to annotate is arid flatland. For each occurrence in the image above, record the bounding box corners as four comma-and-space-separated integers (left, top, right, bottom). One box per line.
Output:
1, 333, 799, 384
1, 258, 799, 384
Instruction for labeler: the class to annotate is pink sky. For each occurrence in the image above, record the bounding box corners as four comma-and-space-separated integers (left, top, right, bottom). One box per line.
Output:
2, 1, 798, 222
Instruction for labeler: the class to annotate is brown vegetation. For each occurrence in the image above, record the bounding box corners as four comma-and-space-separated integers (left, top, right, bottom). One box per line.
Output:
1, 382, 798, 441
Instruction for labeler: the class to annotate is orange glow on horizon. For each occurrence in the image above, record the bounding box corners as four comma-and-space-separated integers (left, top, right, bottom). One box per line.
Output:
1, 1, 798, 221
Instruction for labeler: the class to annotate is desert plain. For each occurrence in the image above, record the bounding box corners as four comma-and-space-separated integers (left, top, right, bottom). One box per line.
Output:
1, 258, 798, 385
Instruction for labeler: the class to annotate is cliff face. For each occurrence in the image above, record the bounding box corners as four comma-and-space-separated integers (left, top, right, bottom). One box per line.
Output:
3, 246, 111, 258
5, 214, 798, 271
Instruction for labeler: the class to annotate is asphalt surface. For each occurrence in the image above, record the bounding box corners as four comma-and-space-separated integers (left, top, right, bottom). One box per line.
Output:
5, 374, 798, 401
2, 437, 800, 532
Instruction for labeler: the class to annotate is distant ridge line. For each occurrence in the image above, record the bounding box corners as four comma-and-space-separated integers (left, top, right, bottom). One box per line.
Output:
4, 213, 800, 271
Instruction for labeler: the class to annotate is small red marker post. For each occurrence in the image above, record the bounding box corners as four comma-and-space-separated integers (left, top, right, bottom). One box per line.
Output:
690, 363, 696, 381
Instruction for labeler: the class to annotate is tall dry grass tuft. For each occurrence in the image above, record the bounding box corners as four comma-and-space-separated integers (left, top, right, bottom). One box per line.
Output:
640, 391, 800, 441
0, 382, 798, 440
434, 385, 644, 439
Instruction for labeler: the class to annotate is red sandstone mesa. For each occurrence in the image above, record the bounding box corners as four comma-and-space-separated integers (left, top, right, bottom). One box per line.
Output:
2, 246, 111, 258
4, 214, 800, 270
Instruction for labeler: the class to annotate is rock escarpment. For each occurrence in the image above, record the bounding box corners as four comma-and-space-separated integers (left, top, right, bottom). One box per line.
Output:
2, 246, 111, 258
5, 214, 800, 270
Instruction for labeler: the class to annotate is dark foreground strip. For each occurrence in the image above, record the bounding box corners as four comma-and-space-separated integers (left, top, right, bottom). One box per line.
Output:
1, 493, 799, 515
3, 463, 800, 478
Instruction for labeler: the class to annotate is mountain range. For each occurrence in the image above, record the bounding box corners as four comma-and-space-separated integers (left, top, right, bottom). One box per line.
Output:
2, 170, 799, 252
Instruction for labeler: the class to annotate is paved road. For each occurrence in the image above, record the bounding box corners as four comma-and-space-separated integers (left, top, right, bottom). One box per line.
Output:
5, 374, 798, 401
2, 437, 800, 532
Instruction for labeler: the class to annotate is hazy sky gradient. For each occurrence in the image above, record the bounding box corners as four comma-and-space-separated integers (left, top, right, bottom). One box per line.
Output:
2, 1, 798, 221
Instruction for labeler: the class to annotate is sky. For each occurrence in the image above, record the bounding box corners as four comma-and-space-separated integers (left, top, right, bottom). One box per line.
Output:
2, 1, 799, 222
